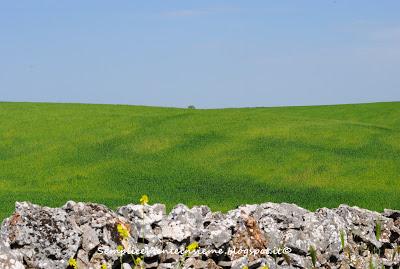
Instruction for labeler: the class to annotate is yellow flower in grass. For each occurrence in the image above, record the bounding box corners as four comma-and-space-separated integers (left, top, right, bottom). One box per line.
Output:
68, 257, 78, 269
101, 264, 108, 269
117, 245, 124, 252
140, 194, 149, 205
242, 266, 249, 269
186, 241, 199, 252
260, 265, 269, 269
117, 223, 130, 240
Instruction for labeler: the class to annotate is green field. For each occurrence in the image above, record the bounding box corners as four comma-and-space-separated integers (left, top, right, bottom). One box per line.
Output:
0, 102, 399, 220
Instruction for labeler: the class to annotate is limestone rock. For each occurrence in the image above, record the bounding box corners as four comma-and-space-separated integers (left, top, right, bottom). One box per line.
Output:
0, 240, 25, 269
0, 201, 399, 269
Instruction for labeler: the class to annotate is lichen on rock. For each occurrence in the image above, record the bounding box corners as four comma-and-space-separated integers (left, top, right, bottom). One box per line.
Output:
0, 201, 399, 269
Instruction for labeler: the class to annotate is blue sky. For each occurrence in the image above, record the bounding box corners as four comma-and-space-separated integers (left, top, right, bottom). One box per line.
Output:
1, 1, 399, 108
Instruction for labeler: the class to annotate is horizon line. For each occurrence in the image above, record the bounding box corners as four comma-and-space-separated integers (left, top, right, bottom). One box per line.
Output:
0, 100, 399, 110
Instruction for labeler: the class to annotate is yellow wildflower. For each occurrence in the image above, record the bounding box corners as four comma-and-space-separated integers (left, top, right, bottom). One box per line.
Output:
186, 241, 199, 252
140, 194, 149, 205
242, 266, 249, 269
117, 223, 130, 240
101, 264, 108, 269
134, 257, 142, 265
117, 245, 124, 252
260, 265, 269, 269
68, 257, 78, 269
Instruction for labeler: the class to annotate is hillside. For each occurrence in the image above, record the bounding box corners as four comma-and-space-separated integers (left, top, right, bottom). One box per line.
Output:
0, 102, 399, 220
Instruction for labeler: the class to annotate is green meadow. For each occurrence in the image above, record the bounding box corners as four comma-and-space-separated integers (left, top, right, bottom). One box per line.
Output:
0, 102, 399, 220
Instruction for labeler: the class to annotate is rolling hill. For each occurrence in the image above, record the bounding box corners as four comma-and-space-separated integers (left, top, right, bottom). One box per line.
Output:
0, 102, 399, 220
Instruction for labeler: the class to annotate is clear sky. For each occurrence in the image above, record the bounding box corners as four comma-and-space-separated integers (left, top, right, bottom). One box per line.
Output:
1, 1, 399, 108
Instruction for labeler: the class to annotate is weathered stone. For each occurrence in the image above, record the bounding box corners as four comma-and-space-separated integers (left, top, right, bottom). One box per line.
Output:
1, 202, 80, 269
77, 249, 91, 269
0, 240, 25, 269
229, 215, 267, 264
81, 224, 100, 252
231, 256, 248, 269
117, 204, 166, 226
1, 201, 400, 269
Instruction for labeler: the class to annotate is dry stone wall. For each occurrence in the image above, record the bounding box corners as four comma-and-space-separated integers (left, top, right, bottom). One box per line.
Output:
1, 201, 400, 269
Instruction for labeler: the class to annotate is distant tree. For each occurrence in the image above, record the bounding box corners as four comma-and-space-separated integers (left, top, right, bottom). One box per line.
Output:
187, 105, 196, 109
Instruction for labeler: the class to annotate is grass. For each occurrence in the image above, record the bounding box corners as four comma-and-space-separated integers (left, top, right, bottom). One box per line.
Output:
0, 101, 399, 220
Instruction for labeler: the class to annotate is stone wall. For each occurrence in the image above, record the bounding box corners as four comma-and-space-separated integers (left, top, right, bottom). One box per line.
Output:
1, 201, 399, 269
